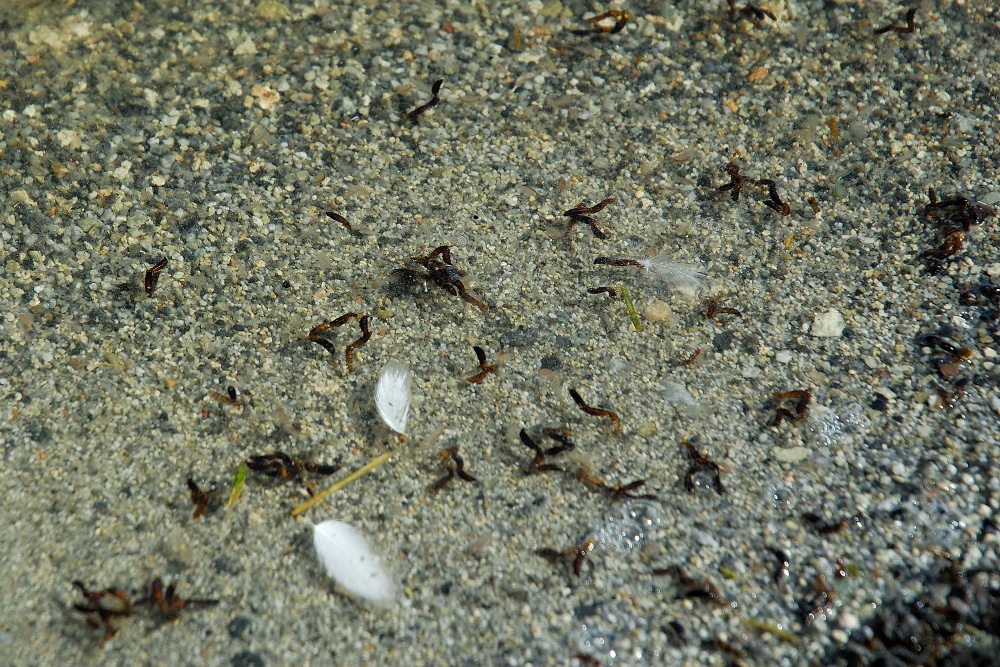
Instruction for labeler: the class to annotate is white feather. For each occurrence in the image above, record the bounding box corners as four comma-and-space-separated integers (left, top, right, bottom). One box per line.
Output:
637, 254, 705, 294
311, 519, 396, 604
375, 360, 412, 434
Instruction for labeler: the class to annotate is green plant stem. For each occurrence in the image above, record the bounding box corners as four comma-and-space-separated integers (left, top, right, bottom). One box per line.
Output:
620, 284, 643, 331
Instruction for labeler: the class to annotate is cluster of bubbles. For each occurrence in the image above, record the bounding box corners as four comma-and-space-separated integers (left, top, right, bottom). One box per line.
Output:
807, 402, 866, 447
591, 499, 663, 554
573, 500, 666, 665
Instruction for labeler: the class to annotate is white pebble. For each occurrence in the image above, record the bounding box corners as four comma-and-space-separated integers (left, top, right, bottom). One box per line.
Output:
839, 612, 859, 632
811, 309, 846, 338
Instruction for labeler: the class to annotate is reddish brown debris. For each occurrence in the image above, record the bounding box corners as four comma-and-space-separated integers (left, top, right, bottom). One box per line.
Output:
707, 293, 743, 319
728, 0, 776, 21
771, 389, 812, 426
430, 446, 477, 492
653, 565, 729, 606
246, 451, 341, 481
681, 441, 725, 495
466, 345, 498, 383
186, 478, 216, 520
537, 537, 596, 576
148, 578, 219, 621
72, 581, 133, 641
570, 10, 630, 35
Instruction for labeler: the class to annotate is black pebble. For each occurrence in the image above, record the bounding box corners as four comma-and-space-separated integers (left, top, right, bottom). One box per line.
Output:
539, 355, 561, 371
231, 651, 265, 667
870, 395, 888, 412
227, 616, 251, 640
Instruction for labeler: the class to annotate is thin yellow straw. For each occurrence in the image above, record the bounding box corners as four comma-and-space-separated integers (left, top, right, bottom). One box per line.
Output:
291, 451, 393, 517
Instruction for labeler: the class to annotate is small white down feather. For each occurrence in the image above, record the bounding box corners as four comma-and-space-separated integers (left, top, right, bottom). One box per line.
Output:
636, 254, 706, 295
375, 360, 412, 435
311, 519, 396, 604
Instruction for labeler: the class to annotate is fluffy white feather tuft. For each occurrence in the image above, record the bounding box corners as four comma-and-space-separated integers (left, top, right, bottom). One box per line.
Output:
311, 519, 396, 604
637, 254, 705, 294
375, 360, 412, 435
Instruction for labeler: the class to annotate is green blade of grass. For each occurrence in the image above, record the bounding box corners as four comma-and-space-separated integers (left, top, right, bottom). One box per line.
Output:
226, 461, 248, 510
740, 618, 799, 643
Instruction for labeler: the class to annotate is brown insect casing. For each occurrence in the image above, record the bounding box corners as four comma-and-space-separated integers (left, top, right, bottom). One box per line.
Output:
519, 428, 564, 473
609, 478, 658, 502
576, 466, 606, 489
542, 426, 575, 456
573, 538, 596, 575
568, 387, 622, 434
587, 285, 620, 299
210, 389, 243, 407
801, 511, 856, 535
144, 258, 168, 297
510, 24, 522, 52
755, 179, 791, 216
407, 79, 444, 124
303, 459, 341, 476
565, 213, 608, 239
441, 446, 476, 483
186, 478, 215, 519
325, 211, 352, 230
564, 199, 614, 239
537, 537, 595, 576
718, 161, 744, 201
594, 256, 643, 268
519, 428, 544, 462
309, 313, 366, 368
247, 451, 298, 479
875, 7, 917, 34
315, 312, 360, 334
774, 389, 812, 420
412, 244, 453, 266
344, 315, 372, 372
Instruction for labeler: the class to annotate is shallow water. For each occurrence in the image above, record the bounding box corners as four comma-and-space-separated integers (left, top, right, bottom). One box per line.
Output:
1, 1, 998, 665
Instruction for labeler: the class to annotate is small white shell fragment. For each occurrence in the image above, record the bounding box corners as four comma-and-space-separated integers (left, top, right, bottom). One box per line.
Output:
773, 446, 810, 463
660, 380, 695, 406
811, 309, 845, 338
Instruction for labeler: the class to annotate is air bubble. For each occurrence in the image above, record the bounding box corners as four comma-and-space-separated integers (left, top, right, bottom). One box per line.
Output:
592, 499, 663, 553
765, 482, 796, 513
